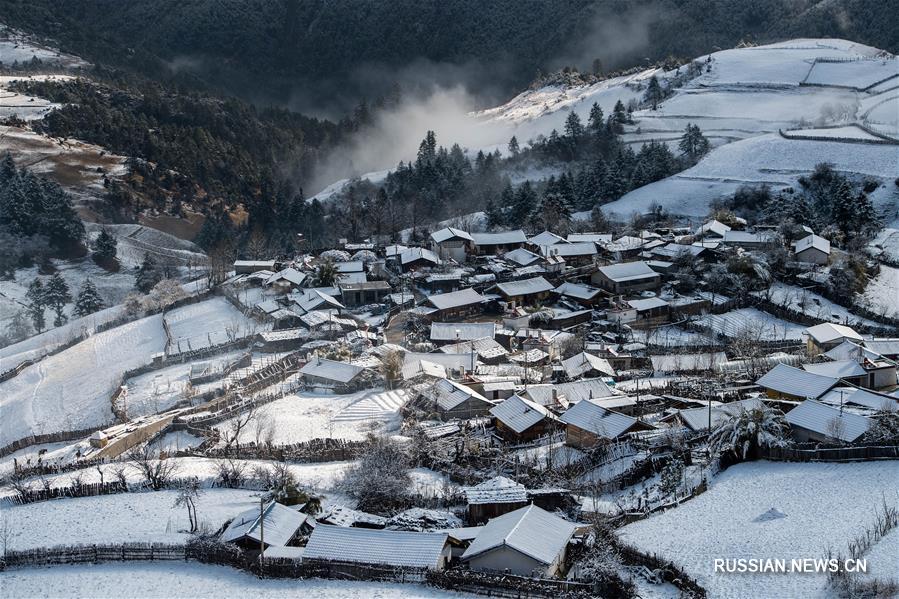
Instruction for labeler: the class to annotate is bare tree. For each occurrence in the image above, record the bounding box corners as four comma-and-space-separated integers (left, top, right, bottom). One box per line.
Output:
128, 445, 180, 490
7, 471, 31, 501
221, 404, 257, 453
225, 318, 242, 343
215, 459, 248, 488
380, 349, 404, 390
253, 411, 276, 448
111, 463, 129, 487
173, 477, 203, 533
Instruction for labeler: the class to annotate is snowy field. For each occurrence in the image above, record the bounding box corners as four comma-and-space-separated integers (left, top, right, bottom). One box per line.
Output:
804, 57, 898, 89
783, 125, 886, 141
0, 563, 467, 599
1, 489, 260, 551
859, 264, 899, 320
754, 282, 885, 328
214, 389, 409, 446
618, 460, 899, 598
859, 528, 899, 586
694, 308, 807, 341
0, 314, 166, 448
164, 297, 260, 353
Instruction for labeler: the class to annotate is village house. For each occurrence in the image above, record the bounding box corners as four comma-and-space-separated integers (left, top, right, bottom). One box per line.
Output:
560, 399, 654, 448
265, 267, 307, 292
222, 501, 312, 550
523, 378, 617, 408
462, 476, 528, 524
783, 399, 870, 443
560, 351, 615, 380
694, 219, 731, 239
527, 230, 568, 248
427, 378, 496, 420
431, 227, 474, 262
591, 261, 662, 294
622, 297, 670, 327
793, 234, 831, 264
805, 323, 864, 355
540, 242, 598, 266
553, 282, 603, 307
303, 525, 452, 571
490, 394, 559, 443
461, 504, 577, 577
502, 248, 542, 267
660, 397, 765, 431
400, 247, 441, 272
233, 259, 278, 274
567, 233, 612, 244
492, 276, 555, 308
430, 321, 496, 345
425, 288, 488, 320
338, 280, 392, 307
299, 357, 367, 392
471, 230, 528, 256
721, 230, 777, 249
802, 360, 871, 388
755, 363, 838, 400
439, 337, 508, 364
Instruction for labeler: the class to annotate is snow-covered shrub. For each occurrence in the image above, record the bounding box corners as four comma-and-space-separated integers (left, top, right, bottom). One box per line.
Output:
339, 434, 411, 513
659, 457, 685, 496
709, 405, 790, 460
144, 278, 188, 311
319, 249, 351, 263
863, 410, 899, 444
351, 250, 378, 263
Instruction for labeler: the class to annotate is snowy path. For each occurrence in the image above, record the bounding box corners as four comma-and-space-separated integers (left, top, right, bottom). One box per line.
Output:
332, 389, 409, 422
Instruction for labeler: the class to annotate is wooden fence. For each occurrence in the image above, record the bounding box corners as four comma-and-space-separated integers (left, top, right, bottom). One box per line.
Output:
0, 426, 105, 459
1, 542, 187, 569
759, 444, 899, 462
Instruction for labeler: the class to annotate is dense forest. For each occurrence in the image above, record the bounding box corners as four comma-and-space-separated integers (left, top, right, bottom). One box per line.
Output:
1, 0, 896, 112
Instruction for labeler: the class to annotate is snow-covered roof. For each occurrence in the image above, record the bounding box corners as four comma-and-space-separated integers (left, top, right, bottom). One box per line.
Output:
472, 230, 527, 245
722, 230, 776, 245
439, 337, 508, 360
335, 261, 364, 273
784, 399, 870, 443
256, 299, 282, 314
303, 525, 449, 569
756, 363, 837, 398
221, 501, 308, 547
338, 271, 368, 284
673, 397, 765, 431
300, 358, 365, 383
431, 227, 474, 244
320, 506, 387, 528
400, 247, 441, 265
554, 282, 601, 301
694, 219, 732, 237
401, 352, 476, 380
234, 260, 277, 270
794, 234, 831, 255
431, 378, 492, 411
560, 399, 645, 439
461, 504, 576, 565
385, 244, 408, 257
864, 339, 899, 356
562, 352, 615, 379
525, 378, 616, 406
296, 289, 345, 313
528, 231, 568, 246
824, 340, 884, 363
265, 267, 306, 287
503, 248, 542, 266
650, 243, 706, 259
805, 323, 863, 345
603, 235, 645, 252
541, 242, 597, 258
490, 394, 556, 433
596, 261, 659, 283
802, 360, 867, 378
567, 233, 612, 244
430, 322, 496, 341
820, 387, 898, 411
426, 288, 487, 310
494, 276, 554, 298
626, 297, 668, 311
463, 476, 527, 505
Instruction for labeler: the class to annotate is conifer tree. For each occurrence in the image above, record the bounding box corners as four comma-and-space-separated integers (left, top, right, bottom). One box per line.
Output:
44, 272, 71, 327
135, 253, 162, 293
25, 279, 46, 333
93, 229, 118, 266
507, 136, 520, 156
75, 278, 104, 316
645, 75, 663, 109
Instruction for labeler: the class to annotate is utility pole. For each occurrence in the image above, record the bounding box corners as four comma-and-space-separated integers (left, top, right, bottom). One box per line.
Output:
259, 497, 265, 577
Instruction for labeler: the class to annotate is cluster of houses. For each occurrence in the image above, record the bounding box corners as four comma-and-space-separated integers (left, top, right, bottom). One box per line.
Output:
211, 221, 897, 580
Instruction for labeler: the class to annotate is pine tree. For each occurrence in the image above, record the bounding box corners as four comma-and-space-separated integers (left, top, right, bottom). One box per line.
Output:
74, 279, 104, 316
507, 136, 520, 156
93, 229, 118, 266
537, 192, 572, 234
511, 181, 538, 227
613, 100, 627, 124
135, 253, 161, 293
44, 272, 71, 327
588, 102, 604, 132
644, 75, 663, 110
25, 279, 46, 333
564, 112, 584, 139
485, 197, 504, 229
678, 123, 711, 161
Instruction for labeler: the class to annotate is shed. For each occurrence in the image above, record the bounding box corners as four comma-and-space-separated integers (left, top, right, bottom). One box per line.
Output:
426, 288, 487, 320
222, 501, 310, 549
461, 504, 577, 577
471, 230, 527, 255
429, 378, 495, 419
793, 234, 830, 264
492, 277, 554, 308
462, 476, 528, 524
561, 352, 615, 379
300, 358, 365, 389
490, 394, 559, 443
400, 247, 441, 271
430, 322, 496, 344
560, 399, 653, 448
303, 525, 451, 570
805, 323, 863, 355
591, 261, 661, 294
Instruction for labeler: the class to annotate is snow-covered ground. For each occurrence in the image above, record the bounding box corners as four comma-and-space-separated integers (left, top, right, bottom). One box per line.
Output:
1, 488, 261, 551
617, 460, 899, 598
868, 227, 899, 263
694, 308, 808, 341
754, 281, 886, 328
0, 27, 89, 69
0, 563, 467, 599
0, 314, 166, 448
858, 264, 899, 320
859, 527, 899, 586
782, 124, 886, 141
164, 297, 261, 354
